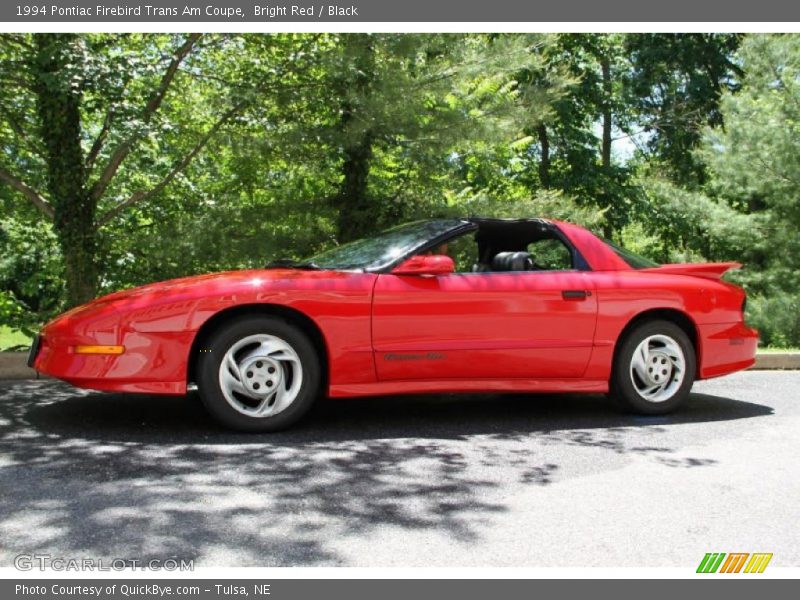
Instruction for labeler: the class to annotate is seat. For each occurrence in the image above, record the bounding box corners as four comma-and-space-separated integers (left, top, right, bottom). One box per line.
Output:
491, 251, 534, 272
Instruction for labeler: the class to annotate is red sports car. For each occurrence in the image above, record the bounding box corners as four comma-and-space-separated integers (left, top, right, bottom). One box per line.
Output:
30, 218, 758, 431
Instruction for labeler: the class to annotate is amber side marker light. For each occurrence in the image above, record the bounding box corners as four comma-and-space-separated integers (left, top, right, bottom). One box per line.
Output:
74, 345, 125, 355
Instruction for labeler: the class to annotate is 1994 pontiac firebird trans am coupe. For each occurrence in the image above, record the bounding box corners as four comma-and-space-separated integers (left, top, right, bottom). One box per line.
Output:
30, 218, 758, 431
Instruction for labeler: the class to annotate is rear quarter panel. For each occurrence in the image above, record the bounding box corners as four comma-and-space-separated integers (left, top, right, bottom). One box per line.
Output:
586, 270, 750, 381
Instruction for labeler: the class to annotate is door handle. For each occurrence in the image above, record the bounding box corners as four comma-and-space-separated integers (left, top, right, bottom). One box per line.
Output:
562, 290, 590, 300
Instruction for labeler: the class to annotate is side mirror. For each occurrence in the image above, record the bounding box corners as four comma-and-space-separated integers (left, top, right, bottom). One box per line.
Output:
392, 254, 455, 276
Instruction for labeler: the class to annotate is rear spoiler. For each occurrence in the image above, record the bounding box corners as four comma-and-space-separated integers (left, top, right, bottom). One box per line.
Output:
640, 262, 741, 280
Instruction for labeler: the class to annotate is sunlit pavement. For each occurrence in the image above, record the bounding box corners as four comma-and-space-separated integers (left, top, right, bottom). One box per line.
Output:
0, 371, 798, 567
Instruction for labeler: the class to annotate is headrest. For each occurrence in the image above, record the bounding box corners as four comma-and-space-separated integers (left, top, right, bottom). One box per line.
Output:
491, 251, 533, 272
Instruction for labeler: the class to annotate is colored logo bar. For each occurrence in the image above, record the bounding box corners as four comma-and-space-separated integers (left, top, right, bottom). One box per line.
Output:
697, 553, 773, 573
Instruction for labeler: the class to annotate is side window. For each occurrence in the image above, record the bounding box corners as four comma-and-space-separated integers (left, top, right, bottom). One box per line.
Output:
527, 238, 573, 270
416, 231, 477, 273
446, 232, 478, 273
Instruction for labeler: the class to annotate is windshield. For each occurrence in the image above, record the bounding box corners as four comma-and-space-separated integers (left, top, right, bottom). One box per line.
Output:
306, 219, 466, 270
603, 238, 660, 269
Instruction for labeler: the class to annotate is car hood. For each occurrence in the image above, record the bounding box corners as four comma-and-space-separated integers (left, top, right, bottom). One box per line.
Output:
46, 268, 355, 326
109, 267, 355, 299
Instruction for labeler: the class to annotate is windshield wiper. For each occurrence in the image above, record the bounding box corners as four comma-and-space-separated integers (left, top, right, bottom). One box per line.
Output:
265, 259, 323, 270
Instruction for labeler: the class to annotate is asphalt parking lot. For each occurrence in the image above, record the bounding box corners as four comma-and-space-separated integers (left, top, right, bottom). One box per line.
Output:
0, 371, 798, 568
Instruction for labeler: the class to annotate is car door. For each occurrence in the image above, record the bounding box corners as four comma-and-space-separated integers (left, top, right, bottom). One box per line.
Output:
371, 269, 598, 381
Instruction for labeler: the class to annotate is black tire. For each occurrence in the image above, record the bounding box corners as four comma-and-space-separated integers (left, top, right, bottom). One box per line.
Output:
196, 315, 321, 432
609, 319, 696, 415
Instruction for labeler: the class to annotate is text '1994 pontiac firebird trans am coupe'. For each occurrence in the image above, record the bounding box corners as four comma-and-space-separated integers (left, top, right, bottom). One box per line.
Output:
29, 218, 758, 431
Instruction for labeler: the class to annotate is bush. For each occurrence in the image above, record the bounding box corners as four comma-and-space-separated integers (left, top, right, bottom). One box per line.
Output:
0, 218, 65, 334
746, 293, 800, 348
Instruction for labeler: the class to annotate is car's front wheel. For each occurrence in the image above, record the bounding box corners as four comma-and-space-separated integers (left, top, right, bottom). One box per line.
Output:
196, 316, 321, 431
610, 319, 696, 415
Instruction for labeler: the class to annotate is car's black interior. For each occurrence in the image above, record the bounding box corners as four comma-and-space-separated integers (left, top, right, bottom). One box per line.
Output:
460, 218, 582, 273
489, 251, 534, 272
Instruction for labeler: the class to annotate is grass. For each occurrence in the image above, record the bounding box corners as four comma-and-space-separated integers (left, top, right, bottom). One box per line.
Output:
0, 326, 32, 351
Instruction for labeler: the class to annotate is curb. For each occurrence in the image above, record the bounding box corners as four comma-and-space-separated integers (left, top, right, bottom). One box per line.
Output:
1, 350, 799, 381
0, 352, 42, 381
752, 353, 800, 370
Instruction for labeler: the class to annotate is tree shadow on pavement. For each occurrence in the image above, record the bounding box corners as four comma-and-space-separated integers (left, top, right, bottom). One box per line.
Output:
0, 380, 774, 567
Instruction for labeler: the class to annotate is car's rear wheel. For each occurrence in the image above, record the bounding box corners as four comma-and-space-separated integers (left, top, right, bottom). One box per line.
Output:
610, 319, 696, 415
196, 316, 321, 431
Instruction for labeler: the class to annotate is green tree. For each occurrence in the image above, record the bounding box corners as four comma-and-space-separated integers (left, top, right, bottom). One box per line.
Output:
624, 33, 742, 187
700, 34, 800, 344
2, 34, 201, 305
0, 33, 315, 307
317, 34, 556, 242
514, 34, 642, 238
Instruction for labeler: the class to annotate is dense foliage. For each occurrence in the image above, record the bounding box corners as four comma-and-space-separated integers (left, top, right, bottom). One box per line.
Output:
0, 33, 798, 346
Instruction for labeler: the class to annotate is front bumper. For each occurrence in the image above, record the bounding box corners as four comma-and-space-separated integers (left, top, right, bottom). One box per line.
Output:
32, 329, 193, 395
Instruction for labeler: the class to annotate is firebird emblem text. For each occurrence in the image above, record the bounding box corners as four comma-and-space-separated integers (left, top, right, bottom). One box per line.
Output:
384, 352, 446, 361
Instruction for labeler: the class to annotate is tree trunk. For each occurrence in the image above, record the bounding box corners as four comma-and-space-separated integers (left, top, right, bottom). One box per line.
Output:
600, 54, 613, 239
33, 34, 98, 307
337, 132, 374, 242
333, 34, 376, 243
600, 56, 612, 172
537, 122, 550, 188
